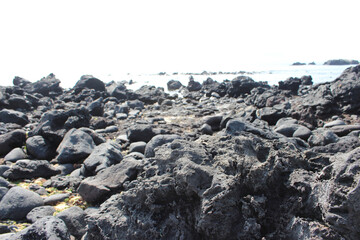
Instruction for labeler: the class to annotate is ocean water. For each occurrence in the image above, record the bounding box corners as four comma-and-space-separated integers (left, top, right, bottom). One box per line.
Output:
0, 64, 355, 91
110, 64, 355, 92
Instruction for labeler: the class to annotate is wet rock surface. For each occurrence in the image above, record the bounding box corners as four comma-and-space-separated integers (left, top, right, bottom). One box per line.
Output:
1, 66, 360, 239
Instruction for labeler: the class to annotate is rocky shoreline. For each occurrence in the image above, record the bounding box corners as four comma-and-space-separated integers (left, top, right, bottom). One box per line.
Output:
0, 65, 360, 239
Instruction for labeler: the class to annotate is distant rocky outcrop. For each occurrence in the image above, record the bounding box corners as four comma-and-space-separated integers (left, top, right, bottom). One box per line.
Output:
324, 59, 359, 65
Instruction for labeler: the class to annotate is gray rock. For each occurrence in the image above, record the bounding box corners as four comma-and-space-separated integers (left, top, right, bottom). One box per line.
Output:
225, 119, 246, 135
275, 117, 298, 128
56, 128, 95, 164
324, 119, 346, 128
44, 193, 70, 205
0, 166, 10, 177
129, 141, 147, 154
74, 75, 105, 92
78, 158, 143, 204
43, 175, 82, 191
56, 206, 87, 239
144, 134, 181, 158
293, 126, 312, 140
56, 164, 74, 176
26, 206, 56, 223
167, 80, 183, 91
87, 97, 104, 116
0, 129, 26, 156
0, 187, 8, 201
256, 107, 287, 125
308, 130, 339, 147
200, 124, 213, 135
10, 216, 70, 240
4, 147, 27, 162
83, 141, 123, 176
286, 217, 345, 240
26, 135, 55, 160
330, 124, 360, 137
0, 186, 44, 220
3, 160, 60, 180
204, 115, 223, 131
78, 127, 106, 145
0, 177, 10, 188
311, 136, 360, 154
0, 109, 29, 126
275, 124, 301, 137
30, 107, 91, 147
127, 124, 157, 143
85, 137, 305, 240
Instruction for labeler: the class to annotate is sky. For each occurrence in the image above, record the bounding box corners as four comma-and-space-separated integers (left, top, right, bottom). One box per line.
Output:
0, 0, 359, 86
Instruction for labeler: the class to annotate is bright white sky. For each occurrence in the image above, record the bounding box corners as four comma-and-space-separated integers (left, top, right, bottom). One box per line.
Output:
0, 0, 359, 85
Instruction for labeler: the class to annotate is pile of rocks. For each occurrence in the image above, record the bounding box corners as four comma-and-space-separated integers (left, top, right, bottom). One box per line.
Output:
0, 65, 360, 239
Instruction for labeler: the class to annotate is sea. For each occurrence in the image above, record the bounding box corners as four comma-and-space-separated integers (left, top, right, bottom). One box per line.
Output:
0, 64, 356, 92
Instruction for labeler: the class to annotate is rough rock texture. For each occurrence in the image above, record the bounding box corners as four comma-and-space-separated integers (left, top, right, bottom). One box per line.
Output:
30, 107, 91, 146
26, 206, 56, 223
85, 136, 309, 240
57, 206, 87, 239
74, 75, 106, 92
83, 141, 123, 176
2, 160, 60, 180
78, 158, 143, 204
0, 109, 29, 126
10, 216, 70, 240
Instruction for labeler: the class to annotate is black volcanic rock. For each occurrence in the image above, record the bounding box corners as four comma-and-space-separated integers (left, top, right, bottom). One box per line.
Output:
0, 129, 26, 156
18, 73, 63, 97
167, 80, 183, 91
74, 75, 106, 92
0, 109, 29, 126
227, 76, 268, 97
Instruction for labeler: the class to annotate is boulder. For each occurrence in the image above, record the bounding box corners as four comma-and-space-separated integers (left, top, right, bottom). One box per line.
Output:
26, 135, 55, 160
278, 77, 302, 94
10, 216, 70, 240
2, 160, 60, 180
78, 158, 143, 204
83, 141, 123, 176
324, 119, 346, 128
275, 124, 301, 137
0, 187, 8, 201
0, 109, 29, 126
44, 193, 70, 205
129, 141, 147, 154
30, 107, 91, 146
308, 130, 339, 147
26, 206, 56, 223
4, 147, 27, 162
56, 128, 95, 164
257, 107, 287, 125
227, 76, 265, 97
200, 123, 213, 135
127, 125, 157, 143
144, 134, 181, 157
8, 94, 31, 110
85, 136, 306, 240
87, 97, 104, 116
134, 85, 167, 104
167, 80, 183, 91
0, 186, 44, 220
56, 206, 87, 239
22, 73, 63, 96
293, 126, 312, 141
74, 75, 106, 92
0, 130, 26, 156
187, 79, 202, 92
